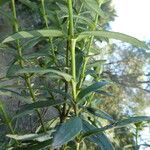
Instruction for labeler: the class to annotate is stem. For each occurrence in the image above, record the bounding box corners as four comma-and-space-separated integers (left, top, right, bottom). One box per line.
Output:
76, 142, 80, 150
68, 0, 74, 38
11, 0, 46, 132
41, 0, 57, 64
77, 10, 99, 91
71, 39, 77, 102
67, 0, 78, 115
0, 101, 19, 145
135, 127, 138, 146
0, 101, 15, 134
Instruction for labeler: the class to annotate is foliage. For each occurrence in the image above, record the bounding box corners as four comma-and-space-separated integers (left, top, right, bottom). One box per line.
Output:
0, 0, 150, 149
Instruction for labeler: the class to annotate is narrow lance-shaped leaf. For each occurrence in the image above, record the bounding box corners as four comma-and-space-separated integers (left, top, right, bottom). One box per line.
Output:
86, 107, 115, 122
77, 31, 150, 49
14, 67, 72, 82
82, 120, 115, 150
84, 0, 107, 18
115, 116, 150, 127
7, 130, 55, 142
2, 30, 64, 43
77, 81, 108, 100
52, 117, 82, 149
0, 88, 31, 103
81, 116, 150, 139
18, 0, 38, 10
15, 99, 65, 118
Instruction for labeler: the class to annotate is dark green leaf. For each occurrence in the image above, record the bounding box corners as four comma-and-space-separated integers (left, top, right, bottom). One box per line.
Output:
16, 99, 65, 117
76, 49, 84, 79
2, 30, 64, 43
95, 90, 113, 96
18, 0, 38, 11
77, 31, 150, 49
82, 120, 114, 150
115, 116, 150, 127
0, 88, 31, 103
81, 116, 150, 139
87, 60, 106, 68
52, 117, 82, 149
77, 81, 108, 100
86, 107, 115, 122
6, 64, 21, 78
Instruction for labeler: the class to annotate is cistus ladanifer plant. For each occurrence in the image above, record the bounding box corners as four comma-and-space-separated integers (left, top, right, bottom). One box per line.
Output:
0, 0, 150, 149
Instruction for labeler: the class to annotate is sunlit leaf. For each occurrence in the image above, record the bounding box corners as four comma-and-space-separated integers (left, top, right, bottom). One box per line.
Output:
2, 30, 64, 43
77, 31, 149, 49
7, 130, 54, 142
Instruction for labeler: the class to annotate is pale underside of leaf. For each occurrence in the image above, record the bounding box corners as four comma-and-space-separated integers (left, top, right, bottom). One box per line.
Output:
7, 130, 54, 142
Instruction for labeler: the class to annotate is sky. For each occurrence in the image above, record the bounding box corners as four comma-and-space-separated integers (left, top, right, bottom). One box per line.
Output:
111, 1, 150, 149
111, 0, 150, 41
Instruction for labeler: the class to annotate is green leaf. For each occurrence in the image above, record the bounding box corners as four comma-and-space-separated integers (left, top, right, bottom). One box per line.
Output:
76, 49, 84, 79
14, 67, 72, 82
7, 130, 54, 142
95, 90, 113, 96
82, 120, 115, 150
6, 64, 21, 78
18, 0, 38, 11
87, 60, 106, 68
73, 15, 95, 28
81, 116, 150, 139
86, 107, 115, 122
0, 88, 31, 103
115, 116, 150, 127
84, 0, 107, 18
2, 30, 64, 43
0, 0, 10, 6
15, 99, 65, 118
52, 117, 82, 149
21, 37, 41, 51
77, 31, 150, 49
77, 81, 108, 100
